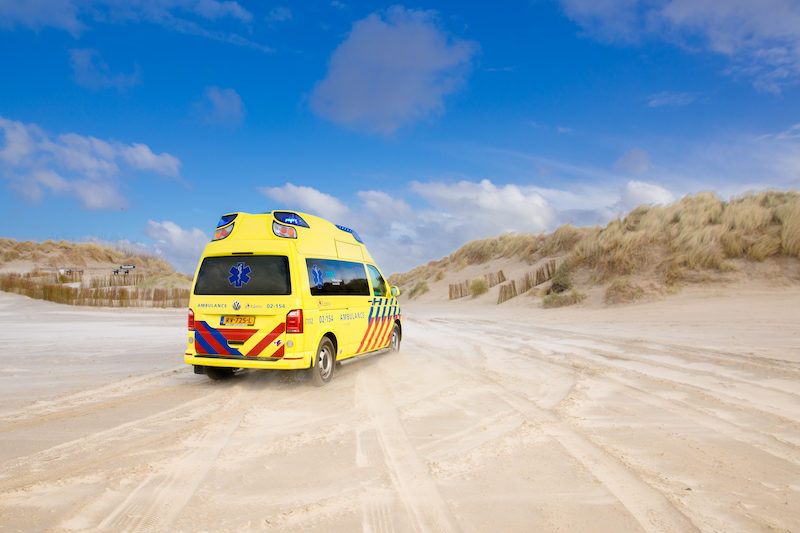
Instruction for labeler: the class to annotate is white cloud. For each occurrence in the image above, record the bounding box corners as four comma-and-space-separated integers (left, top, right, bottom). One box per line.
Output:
410, 179, 557, 235
265, 7, 291, 22
259, 183, 351, 223
646, 91, 698, 107
200, 86, 245, 127
0, 114, 182, 209
760, 123, 800, 140
0, 0, 86, 35
141, 220, 209, 274
309, 6, 479, 134
68, 48, 140, 92
614, 147, 652, 175
0, 0, 269, 50
558, 0, 800, 92
259, 179, 562, 273
619, 180, 675, 211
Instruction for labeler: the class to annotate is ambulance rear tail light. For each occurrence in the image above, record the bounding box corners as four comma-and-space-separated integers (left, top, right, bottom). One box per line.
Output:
272, 221, 297, 239
188, 308, 195, 331
286, 309, 303, 334
213, 223, 234, 241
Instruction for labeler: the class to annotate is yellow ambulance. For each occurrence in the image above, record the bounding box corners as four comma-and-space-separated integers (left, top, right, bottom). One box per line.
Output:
185, 210, 401, 386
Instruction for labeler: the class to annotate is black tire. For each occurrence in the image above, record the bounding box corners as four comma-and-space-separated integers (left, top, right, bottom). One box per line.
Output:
205, 366, 235, 381
389, 323, 401, 352
311, 338, 335, 387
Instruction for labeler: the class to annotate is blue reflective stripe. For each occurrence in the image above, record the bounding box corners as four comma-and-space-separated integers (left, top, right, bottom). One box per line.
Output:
195, 333, 217, 355
202, 321, 242, 356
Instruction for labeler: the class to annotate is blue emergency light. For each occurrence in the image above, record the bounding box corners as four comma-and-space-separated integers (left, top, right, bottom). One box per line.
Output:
216, 214, 237, 228
336, 224, 363, 243
274, 211, 310, 228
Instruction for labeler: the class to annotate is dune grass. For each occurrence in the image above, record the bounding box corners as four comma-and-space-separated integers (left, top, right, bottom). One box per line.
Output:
407, 280, 429, 298
469, 278, 489, 298
0, 272, 189, 308
390, 189, 800, 308
0, 239, 187, 307
0, 238, 173, 272
568, 190, 800, 284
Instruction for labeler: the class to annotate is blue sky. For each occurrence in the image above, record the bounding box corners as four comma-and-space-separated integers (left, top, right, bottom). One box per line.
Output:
1, 0, 799, 273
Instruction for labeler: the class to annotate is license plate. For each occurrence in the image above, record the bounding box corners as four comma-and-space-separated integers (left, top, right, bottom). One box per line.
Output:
221, 316, 255, 326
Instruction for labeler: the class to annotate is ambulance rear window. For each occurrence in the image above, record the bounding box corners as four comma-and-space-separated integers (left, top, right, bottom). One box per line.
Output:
194, 255, 291, 296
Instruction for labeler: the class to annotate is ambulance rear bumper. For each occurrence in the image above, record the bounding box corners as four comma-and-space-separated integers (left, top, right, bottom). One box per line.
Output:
185, 352, 311, 370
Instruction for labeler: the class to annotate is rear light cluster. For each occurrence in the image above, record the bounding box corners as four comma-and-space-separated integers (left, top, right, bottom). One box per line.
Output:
188, 308, 195, 331
286, 309, 303, 334
213, 224, 234, 241
272, 221, 297, 239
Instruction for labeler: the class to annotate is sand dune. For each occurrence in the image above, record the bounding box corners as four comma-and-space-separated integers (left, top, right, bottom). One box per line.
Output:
1, 271, 799, 532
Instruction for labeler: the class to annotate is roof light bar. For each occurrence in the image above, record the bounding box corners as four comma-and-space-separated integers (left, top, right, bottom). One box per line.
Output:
336, 224, 363, 243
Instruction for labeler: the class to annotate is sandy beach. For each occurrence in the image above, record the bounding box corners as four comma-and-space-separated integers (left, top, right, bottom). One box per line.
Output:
0, 280, 799, 532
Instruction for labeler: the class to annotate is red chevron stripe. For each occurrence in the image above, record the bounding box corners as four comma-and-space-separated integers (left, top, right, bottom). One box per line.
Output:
368, 312, 389, 352
219, 328, 258, 343
196, 321, 231, 355
247, 323, 286, 358
378, 308, 395, 348
364, 307, 385, 352
272, 345, 285, 359
356, 309, 378, 354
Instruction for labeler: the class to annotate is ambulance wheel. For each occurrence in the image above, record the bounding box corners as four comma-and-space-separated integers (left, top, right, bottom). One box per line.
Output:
311, 338, 335, 387
389, 323, 401, 352
205, 366, 234, 381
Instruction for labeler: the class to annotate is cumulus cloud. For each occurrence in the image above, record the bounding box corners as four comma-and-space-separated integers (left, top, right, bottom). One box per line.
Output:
558, 0, 800, 92
200, 86, 245, 127
0, 114, 182, 209
69, 48, 140, 92
259, 183, 351, 223
619, 180, 675, 211
141, 220, 209, 273
260, 179, 563, 272
614, 147, 652, 175
410, 179, 557, 234
0, 0, 269, 50
309, 6, 480, 134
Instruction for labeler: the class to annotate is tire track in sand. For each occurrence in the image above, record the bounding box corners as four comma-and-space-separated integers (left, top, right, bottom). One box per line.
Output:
357, 371, 463, 533
56, 372, 325, 532
407, 332, 700, 533
0, 373, 280, 494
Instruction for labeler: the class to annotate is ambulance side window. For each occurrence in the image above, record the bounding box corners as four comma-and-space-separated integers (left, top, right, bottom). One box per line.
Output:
307, 259, 370, 296
367, 265, 387, 297
344, 262, 369, 296
307, 258, 346, 296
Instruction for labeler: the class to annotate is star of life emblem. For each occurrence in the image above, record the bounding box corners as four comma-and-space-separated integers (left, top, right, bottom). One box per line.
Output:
312, 264, 324, 289
228, 262, 251, 288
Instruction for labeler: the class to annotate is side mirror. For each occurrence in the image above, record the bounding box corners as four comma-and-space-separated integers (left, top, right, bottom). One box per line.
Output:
391, 286, 400, 297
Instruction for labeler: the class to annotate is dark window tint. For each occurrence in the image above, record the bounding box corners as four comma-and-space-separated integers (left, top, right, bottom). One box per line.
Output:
306, 259, 369, 296
194, 256, 291, 295
367, 264, 387, 297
